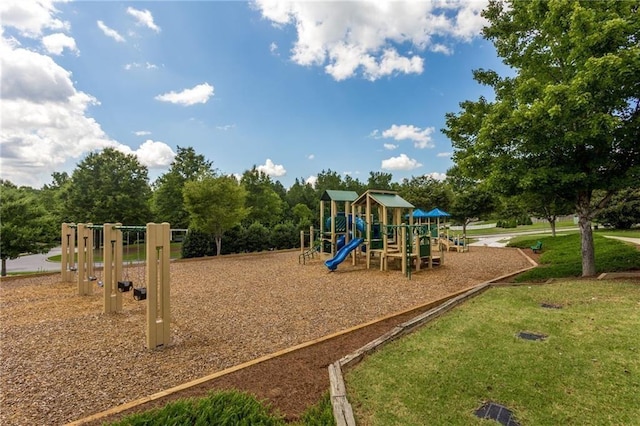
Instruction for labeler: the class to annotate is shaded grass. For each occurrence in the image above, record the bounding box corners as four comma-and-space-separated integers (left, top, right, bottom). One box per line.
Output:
508, 233, 640, 282
346, 281, 640, 426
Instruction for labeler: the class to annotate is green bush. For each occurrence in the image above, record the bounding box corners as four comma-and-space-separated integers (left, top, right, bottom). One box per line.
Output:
271, 222, 299, 249
108, 390, 284, 425
221, 225, 247, 254
245, 222, 271, 252
181, 229, 216, 258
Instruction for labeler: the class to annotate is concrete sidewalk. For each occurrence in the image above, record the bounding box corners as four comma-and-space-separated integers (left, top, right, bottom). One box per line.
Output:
4, 247, 62, 274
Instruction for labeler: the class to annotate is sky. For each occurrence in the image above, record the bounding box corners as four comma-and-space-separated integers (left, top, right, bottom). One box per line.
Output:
0, 0, 509, 189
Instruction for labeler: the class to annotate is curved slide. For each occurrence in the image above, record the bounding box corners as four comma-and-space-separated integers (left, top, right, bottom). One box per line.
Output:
336, 217, 366, 250
325, 237, 364, 271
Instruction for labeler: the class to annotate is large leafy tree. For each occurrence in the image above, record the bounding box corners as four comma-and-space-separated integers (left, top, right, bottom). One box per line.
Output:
398, 175, 453, 211
64, 148, 152, 224
152, 146, 215, 228
444, 0, 639, 276
240, 167, 285, 227
446, 172, 497, 235
183, 175, 249, 256
0, 181, 58, 276
366, 171, 396, 191
595, 187, 640, 229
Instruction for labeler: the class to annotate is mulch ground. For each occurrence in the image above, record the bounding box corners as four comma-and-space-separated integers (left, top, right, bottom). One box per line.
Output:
0, 247, 534, 425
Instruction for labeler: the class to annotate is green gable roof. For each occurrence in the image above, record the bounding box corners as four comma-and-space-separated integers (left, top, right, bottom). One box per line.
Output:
352, 190, 414, 208
369, 193, 414, 208
320, 190, 359, 202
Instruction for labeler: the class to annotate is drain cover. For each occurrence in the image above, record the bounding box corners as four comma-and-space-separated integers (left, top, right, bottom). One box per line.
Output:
541, 302, 563, 309
474, 402, 521, 426
517, 331, 547, 341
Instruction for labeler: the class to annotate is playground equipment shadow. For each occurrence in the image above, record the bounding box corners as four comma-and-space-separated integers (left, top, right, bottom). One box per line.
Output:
0, 248, 533, 425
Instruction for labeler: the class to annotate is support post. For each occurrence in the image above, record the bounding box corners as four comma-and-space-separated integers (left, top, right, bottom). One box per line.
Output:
61, 223, 76, 282
103, 223, 123, 313
76, 223, 94, 295
146, 222, 171, 349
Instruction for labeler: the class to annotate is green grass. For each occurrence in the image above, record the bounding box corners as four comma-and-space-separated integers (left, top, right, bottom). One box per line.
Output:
106, 390, 335, 425
346, 281, 640, 425
47, 242, 183, 263
461, 220, 578, 237
507, 233, 640, 282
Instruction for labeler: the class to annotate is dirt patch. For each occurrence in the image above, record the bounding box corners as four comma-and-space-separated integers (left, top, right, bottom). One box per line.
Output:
0, 247, 533, 425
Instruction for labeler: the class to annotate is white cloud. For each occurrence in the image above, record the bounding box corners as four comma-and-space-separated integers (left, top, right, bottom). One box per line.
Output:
0, 0, 69, 38
381, 124, 435, 149
119, 140, 175, 168
307, 154, 315, 160
437, 151, 452, 158
155, 83, 214, 106
97, 20, 125, 42
42, 32, 78, 55
305, 175, 318, 187
124, 62, 158, 70
369, 129, 380, 138
381, 153, 422, 171
134, 130, 151, 136
127, 7, 160, 33
383, 143, 398, 150
269, 41, 278, 54
257, 158, 286, 177
254, 0, 488, 81
216, 124, 236, 131
425, 172, 447, 181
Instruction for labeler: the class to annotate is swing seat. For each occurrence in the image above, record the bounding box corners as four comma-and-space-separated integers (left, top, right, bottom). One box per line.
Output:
133, 287, 147, 301
118, 281, 133, 292
88, 276, 97, 281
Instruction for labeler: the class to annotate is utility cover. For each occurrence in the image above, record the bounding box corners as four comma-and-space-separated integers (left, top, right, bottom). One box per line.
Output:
517, 331, 547, 341
474, 402, 521, 426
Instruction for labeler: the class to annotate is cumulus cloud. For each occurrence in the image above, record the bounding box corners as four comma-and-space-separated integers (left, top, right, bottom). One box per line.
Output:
254, 0, 488, 81
381, 153, 422, 171
134, 130, 151, 136
124, 62, 158, 70
269, 41, 278, 54
127, 7, 160, 32
155, 83, 214, 106
383, 143, 398, 150
305, 175, 318, 187
97, 20, 125, 42
118, 140, 175, 168
0, 0, 69, 37
426, 172, 447, 181
42, 32, 78, 55
257, 158, 286, 177
381, 124, 435, 149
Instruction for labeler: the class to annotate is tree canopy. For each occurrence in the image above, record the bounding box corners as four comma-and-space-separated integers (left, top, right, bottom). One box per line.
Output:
444, 0, 639, 276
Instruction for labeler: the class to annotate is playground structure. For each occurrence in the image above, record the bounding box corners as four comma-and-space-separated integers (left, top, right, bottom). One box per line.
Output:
61, 222, 171, 349
315, 189, 446, 276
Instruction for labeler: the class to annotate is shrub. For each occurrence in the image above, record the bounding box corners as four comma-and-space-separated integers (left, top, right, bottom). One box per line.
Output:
271, 222, 299, 249
181, 229, 216, 258
244, 222, 271, 252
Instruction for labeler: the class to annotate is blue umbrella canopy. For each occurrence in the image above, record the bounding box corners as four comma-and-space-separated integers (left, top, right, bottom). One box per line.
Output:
424, 207, 451, 218
411, 208, 430, 218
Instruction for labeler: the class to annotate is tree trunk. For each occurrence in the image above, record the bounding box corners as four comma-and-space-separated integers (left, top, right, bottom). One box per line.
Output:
576, 195, 596, 277
1, 258, 6, 277
549, 217, 557, 237
215, 236, 222, 257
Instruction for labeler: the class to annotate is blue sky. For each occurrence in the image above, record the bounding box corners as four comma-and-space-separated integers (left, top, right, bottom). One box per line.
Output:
1, 1, 507, 189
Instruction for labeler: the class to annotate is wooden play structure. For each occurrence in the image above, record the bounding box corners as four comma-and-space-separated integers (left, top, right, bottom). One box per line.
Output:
61, 222, 171, 349
319, 190, 359, 257
349, 190, 443, 276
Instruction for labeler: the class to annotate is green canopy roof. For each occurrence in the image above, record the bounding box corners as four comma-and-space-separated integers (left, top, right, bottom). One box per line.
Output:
320, 190, 359, 202
353, 190, 414, 208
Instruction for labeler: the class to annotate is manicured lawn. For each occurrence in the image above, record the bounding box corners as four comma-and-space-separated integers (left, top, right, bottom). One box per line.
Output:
346, 281, 640, 426
507, 233, 640, 282
462, 220, 578, 237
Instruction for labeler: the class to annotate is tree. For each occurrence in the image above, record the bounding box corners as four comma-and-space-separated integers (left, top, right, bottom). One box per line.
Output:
398, 175, 453, 211
596, 187, 640, 229
314, 169, 345, 198
366, 171, 395, 191
241, 167, 285, 227
446, 172, 497, 235
183, 175, 249, 256
152, 146, 215, 229
0, 181, 58, 276
64, 148, 152, 224
443, 1, 640, 276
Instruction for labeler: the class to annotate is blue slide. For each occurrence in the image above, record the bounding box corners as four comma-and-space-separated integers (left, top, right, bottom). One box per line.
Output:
325, 237, 364, 271
336, 217, 366, 251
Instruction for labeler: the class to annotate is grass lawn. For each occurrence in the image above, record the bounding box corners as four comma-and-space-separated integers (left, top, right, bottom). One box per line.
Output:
47, 242, 183, 263
462, 220, 578, 237
346, 281, 640, 426
507, 233, 640, 282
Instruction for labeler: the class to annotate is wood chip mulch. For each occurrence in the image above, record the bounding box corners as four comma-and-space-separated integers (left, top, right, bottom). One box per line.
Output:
0, 247, 533, 425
